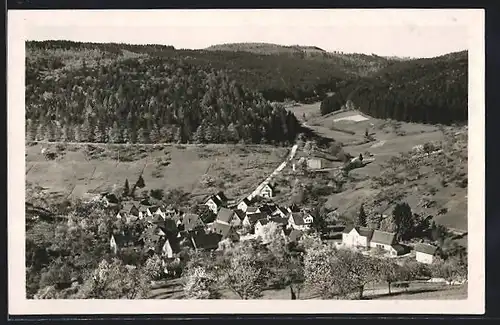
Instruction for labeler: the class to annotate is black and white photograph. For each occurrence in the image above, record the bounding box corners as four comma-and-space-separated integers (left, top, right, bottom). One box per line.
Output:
8, 9, 484, 315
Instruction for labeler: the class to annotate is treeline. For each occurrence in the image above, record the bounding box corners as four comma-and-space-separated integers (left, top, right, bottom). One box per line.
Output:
320, 51, 468, 125
26, 53, 301, 145
27, 40, 350, 103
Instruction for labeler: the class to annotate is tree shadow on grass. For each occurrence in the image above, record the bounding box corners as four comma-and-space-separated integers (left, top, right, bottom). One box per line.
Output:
363, 288, 443, 300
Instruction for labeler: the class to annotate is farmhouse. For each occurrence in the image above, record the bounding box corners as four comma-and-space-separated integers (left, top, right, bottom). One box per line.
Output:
254, 219, 269, 238
415, 243, 438, 264
369, 230, 405, 256
243, 212, 267, 229
288, 212, 311, 231
233, 209, 246, 223
259, 183, 274, 199
237, 197, 253, 212
212, 221, 240, 242
110, 233, 136, 255
161, 237, 181, 259
204, 192, 228, 214
342, 226, 374, 248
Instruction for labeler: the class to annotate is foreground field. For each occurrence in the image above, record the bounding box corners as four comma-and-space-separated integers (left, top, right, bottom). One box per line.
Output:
25, 143, 289, 205
287, 102, 468, 232
149, 277, 467, 300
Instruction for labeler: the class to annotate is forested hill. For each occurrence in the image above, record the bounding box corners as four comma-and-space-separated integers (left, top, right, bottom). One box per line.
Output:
206, 42, 327, 55
206, 42, 398, 77
320, 50, 468, 125
27, 40, 351, 103
26, 43, 301, 145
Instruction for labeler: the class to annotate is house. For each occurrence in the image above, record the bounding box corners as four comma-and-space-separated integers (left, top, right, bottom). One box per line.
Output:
269, 216, 289, 228
102, 193, 120, 207
243, 212, 267, 229
302, 212, 314, 225
190, 231, 223, 252
246, 206, 261, 215
161, 237, 181, 259
181, 213, 204, 232
415, 243, 438, 264
259, 183, 274, 199
366, 230, 406, 256
110, 233, 136, 255
215, 191, 229, 203
216, 207, 240, 227
272, 206, 291, 218
205, 195, 224, 214
288, 212, 310, 231
307, 158, 324, 170
212, 221, 240, 242
234, 209, 246, 223
237, 197, 252, 212
342, 226, 374, 248
254, 219, 270, 238
259, 204, 277, 216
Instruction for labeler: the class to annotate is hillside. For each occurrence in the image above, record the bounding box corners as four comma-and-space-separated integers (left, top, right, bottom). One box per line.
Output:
320, 51, 468, 125
206, 42, 327, 55
26, 42, 301, 145
27, 40, 350, 103
206, 42, 398, 77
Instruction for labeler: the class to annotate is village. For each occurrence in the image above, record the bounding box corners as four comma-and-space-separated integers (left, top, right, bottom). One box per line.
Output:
106, 179, 443, 277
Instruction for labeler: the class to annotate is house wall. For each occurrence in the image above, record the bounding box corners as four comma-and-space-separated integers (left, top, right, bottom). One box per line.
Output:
163, 240, 174, 259
230, 217, 241, 227
307, 159, 322, 170
205, 200, 218, 214
369, 242, 393, 251
237, 202, 248, 212
342, 231, 369, 248
260, 187, 273, 198
255, 223, 265, 238
416, 251, 434, 264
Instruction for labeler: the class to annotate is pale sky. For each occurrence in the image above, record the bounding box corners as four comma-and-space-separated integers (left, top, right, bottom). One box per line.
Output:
16, 9, 473, 58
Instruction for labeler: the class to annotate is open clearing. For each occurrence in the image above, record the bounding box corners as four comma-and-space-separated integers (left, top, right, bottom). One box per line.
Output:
333, 114, 370, 122
287, 102, 467, 232
25, 143, 289, 204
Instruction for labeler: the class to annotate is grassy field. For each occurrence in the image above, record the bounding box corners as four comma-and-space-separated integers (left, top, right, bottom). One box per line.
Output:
25, 143, 289, 205
149, 277, 467, 300
287, 102, 468, 232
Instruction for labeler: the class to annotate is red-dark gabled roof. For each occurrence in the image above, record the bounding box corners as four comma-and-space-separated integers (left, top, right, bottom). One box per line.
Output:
371, 230, 396, 245
234, 209, 246, 220
342, 226, 374, 240
217, 207, 234, 223
415, 243, 438, 255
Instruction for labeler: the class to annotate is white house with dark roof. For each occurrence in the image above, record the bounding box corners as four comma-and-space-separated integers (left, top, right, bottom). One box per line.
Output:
205, 195, 223, 214
237, 197, 252, 212
288, 212, 310, 231
254, 219, 270, 238
342, 226, 374, 248
415, 243, 438, 264
369, 230, 406, 256
259, 183, 274, 199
